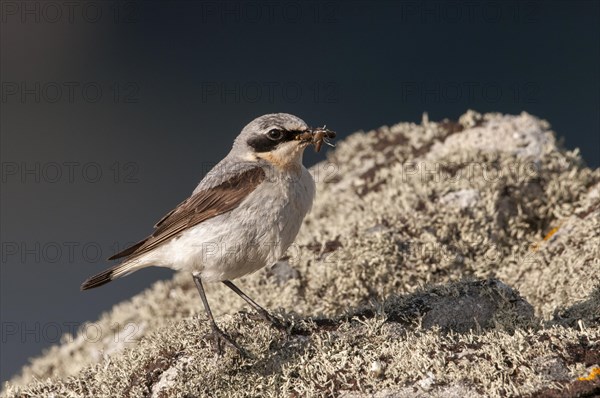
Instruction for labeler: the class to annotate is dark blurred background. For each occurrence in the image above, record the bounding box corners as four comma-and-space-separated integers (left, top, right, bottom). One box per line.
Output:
1, 0, 598, 384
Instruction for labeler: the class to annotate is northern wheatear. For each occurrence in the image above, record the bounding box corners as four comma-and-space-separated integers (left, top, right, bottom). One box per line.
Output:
81, 113, 335, 354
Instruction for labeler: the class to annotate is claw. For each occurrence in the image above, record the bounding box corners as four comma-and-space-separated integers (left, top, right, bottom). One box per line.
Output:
205, 323, 251, 358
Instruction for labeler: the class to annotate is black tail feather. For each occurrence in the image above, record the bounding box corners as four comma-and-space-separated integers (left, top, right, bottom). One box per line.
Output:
81, 267, 116, 290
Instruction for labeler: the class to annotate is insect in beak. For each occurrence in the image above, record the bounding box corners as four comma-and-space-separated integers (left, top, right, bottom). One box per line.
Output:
295, 126, 336, 152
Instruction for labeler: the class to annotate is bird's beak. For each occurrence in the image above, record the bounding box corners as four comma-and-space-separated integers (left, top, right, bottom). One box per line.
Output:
294, 127, 336, 152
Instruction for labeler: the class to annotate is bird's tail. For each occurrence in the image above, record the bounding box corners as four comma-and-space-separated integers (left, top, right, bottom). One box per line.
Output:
80, 261, 143, 290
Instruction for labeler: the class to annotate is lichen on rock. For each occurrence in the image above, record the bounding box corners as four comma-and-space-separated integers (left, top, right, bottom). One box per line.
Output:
3, 111, 599, 398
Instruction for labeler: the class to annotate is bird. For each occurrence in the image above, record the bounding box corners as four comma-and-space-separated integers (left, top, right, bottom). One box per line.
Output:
80, 113, 335, 355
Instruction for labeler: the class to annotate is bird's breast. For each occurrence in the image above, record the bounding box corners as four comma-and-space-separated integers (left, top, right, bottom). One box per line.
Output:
237, 166, 315, 258
178, 167, 315, 282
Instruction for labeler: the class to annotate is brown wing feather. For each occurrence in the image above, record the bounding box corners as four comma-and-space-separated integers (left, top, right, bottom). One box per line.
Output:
107, 240, 145, 260
108, 167, 266, 262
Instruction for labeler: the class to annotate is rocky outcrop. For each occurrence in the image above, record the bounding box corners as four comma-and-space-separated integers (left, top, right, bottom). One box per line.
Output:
4, 111, 599, 398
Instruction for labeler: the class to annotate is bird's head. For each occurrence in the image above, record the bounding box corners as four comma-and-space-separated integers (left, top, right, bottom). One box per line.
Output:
231, 113, 335, 171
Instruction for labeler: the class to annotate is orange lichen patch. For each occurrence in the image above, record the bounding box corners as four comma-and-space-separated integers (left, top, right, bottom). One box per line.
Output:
530, 224, 562, 252
578, 367, 600, 382
543, 225, 561, 241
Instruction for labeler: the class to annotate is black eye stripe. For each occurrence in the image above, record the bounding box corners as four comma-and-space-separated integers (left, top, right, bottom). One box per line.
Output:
280, 129, 299, 141
247, 135, 278, 153
247, 129, 304, 153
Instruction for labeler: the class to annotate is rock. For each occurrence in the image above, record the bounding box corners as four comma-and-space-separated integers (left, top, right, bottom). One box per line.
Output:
4, 111, 599, 398
385, 279, 535, 333
439, 189, 480, 209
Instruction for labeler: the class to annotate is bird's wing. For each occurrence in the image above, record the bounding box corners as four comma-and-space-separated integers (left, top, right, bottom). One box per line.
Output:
109, 166, 266, 262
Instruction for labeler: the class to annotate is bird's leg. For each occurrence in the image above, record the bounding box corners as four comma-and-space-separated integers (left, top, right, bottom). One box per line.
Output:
222, 280, 288, 331
192, 273, 248, 357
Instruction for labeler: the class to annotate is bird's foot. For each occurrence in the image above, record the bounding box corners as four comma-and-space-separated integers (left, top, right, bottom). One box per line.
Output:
204, 323, 251, 358
250, 309, 290, 332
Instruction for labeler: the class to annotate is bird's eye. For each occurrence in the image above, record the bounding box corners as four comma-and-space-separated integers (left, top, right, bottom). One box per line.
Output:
266, 129, 284, 141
